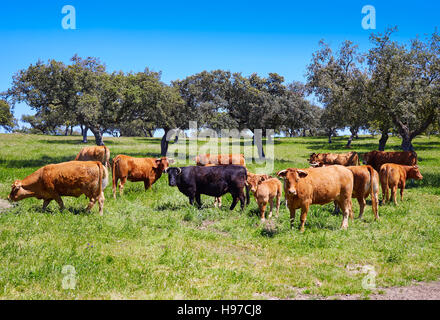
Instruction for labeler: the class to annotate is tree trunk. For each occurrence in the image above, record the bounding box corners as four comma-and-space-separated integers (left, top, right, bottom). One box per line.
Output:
346, 135, 353, 148
302, 128, 306, 137
90, 127, 104, 146
64, 126, 69, 136
161, 128, 170, 156
253, 133, 265, 159
70, 126, 73, 136
401, 134, 414, 151
81, 125, 88, 143
346, 127, 358, 148
378, 130, 389, 151
328, 129, 333, 144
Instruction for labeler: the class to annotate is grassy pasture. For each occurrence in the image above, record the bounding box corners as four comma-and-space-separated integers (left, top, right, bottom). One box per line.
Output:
0, 133, 439, 299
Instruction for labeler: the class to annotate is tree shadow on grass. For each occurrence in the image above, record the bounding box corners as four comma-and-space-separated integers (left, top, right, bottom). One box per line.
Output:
0, 155, 75, 169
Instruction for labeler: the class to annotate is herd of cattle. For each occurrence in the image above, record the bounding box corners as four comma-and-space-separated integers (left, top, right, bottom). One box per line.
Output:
7, 146, 423, 232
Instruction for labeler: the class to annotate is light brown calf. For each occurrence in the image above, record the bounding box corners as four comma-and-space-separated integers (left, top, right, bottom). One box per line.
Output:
277, 165, 354, 232
8, 161, 108, 215
247, 173, 281, 221
379, 163, 423, 204
75, 145, 111, 168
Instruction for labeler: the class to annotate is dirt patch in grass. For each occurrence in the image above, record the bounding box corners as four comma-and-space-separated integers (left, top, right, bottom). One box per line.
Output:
0, 199, 13, 212
256, 281, 440, 300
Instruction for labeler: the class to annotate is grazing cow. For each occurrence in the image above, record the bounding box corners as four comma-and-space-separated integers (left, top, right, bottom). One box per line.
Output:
112, 155, 173, 198
363, 150, 417, 173
75, 145, 111, 168
247, 174, 282, 221
379, 164, 423, 204
309, 151, 359, 167
8, 161, 108, 215
195, 154, 246, 166
195, 154, 247, 207
312, 163, 379, 220
277, 165, 354, 232
166, 165, 249, 210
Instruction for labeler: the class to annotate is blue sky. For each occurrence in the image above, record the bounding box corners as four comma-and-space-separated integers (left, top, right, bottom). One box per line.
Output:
1, 0, 439, 133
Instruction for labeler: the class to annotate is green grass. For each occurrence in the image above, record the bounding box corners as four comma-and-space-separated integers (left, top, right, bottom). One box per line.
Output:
0, 133, 439, 299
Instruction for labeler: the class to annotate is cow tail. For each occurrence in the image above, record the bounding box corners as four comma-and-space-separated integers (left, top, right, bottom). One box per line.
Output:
97, 162, 103, 198
356, 152, 360, 166
367, 165, 378, 219
243, 167, 250, 205
104, 145, 110, 168
112, 156, 119, 194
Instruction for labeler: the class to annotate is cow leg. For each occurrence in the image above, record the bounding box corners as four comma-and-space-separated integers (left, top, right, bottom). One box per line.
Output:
299, 204, 310, 233
98, 192, 105, 216
86, 198, 97, 212
357, 196, 365, 219
238, 191, 246, 211
119, 177, 127, 196
385, 185, 390, 204
339, 199, 352, 230
288, 203, 296, 228
259, 202, 266, 221
42, 199, 52, 210
276, 193, 281, 218
54, 196, 65, 211
400, 181, 405, 201
333, 201, 340, 215
214, 197, 222, 208
230, 195, 239, 211
144, 180, 151, 191
112, 176, 118, 199
195, 193, 202, 208
268, 197, 274, 219
392, 186, 398, 205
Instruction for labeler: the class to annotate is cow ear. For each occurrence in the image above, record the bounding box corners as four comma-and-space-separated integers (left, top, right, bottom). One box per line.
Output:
297, 170, 308, 178
413, 165, 418, 169
277, 170, 288, 178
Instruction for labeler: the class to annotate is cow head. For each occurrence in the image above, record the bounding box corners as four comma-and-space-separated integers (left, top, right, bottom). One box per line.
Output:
362, 151, 376, 165
308, 153, 318, 164
246, 173, 270, 193
407, 165, 423, 180
8, 180, 26, 201
165, 167, 182, 186
276, 168, 308, 196
155, 157, 174, 173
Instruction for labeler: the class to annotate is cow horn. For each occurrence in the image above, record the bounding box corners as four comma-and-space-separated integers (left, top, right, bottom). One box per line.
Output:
177, 167, 182, 175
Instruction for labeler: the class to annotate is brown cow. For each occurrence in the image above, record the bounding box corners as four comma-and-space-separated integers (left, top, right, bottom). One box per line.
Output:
363, 150, 417, 173
8, 161, 108, 215
277, 165, 354, 232
195, 154, 246, 166
312, 163, 379, 220
75, 145, 111, 168
347, 165, 379, 220
309, 151, 359, 167
379, 164, 423, 205
112, 155, 173, 198
195, 154, 247, 207
247, 174, 282, 221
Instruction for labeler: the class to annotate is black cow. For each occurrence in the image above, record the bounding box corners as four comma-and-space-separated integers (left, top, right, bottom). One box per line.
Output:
165, 165, 249, 210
